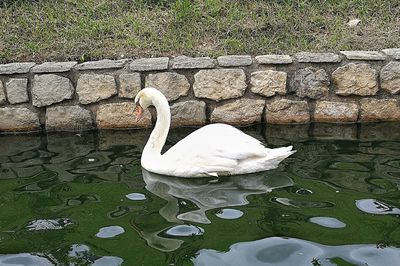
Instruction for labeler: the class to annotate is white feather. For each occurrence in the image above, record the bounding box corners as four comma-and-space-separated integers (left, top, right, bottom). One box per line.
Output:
136, 88, 295, 178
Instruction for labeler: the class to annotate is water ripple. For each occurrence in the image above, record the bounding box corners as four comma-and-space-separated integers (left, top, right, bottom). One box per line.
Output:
96, 226, 125, 238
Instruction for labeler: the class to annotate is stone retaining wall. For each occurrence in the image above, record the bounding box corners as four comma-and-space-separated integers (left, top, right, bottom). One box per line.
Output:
0, 49, 399, 133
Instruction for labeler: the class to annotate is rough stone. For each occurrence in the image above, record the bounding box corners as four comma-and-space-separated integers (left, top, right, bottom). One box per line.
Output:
0, 107, 40, 132
314, 101, 358, 123
76, 74, 117, 104
0, 82, 6, 105
255, 55, 292, 64
5, 78, 29, 104
340, 51, 386, 60
333, 63, 378, 96
360, 99, 400, 121
380, 61, 400, 94
347, 19, 361, 28
32, 62, 77, 73
211, 98, 265, 125
32, 74, 74, 107
291, 67, 330, 99
170, 100, 206, 127
0, 62, 35, 74
119, 73, 141, 99
266, 99, 310, 124
130, 57, 169, 71
170, 56, 215, 69
382, 48, 400, 60
193, 69, 246, 101
250, 70, 287, 97
74, 59, 127, 70
46, 105, 93, 131
217, 55, 252, 67
294, 52, 341, 63
145, 72, 190, 101
96, 102, 151, 129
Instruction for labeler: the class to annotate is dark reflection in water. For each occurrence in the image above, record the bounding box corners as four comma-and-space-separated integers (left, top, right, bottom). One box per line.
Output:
0, 123, 400, 265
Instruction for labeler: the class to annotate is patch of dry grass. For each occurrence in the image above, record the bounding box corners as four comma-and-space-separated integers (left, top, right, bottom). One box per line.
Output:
0, 0, 399, 63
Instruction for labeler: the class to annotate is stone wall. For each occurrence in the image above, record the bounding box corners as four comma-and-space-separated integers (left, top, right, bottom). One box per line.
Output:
0, 49, 399, 133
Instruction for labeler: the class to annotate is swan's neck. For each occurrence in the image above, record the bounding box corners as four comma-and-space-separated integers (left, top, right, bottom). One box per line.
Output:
143, 95, 170, 159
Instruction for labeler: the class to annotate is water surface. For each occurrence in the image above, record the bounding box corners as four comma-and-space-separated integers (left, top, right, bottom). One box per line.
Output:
0, 123, 400, 265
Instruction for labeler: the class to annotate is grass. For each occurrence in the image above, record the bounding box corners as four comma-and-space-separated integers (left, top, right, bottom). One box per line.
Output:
0, 0, 399, 63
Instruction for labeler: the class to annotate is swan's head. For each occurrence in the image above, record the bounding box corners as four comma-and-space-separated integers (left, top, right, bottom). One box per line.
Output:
134, 87, 164, 122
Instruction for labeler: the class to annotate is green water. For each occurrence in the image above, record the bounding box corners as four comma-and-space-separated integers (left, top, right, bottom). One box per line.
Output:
0, 123, 400, 266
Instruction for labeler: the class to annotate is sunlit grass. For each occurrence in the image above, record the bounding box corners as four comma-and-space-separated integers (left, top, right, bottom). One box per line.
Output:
0, 0, 399, 63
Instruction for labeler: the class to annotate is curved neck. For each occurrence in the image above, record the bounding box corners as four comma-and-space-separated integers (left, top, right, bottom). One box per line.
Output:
143, 94, 170, 158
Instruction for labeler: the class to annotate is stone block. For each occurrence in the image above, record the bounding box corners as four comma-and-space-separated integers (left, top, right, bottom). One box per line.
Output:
0, 107, 40, 132
5, 78, 29, 104
314, 101, 358, 123
217, 55, 252, 66
0, 82, 6, 105
250, 70, 286, 97
360, 99, 400, 122
96, 102, 151, 129
294, 52, 341, 63
32, 74, 74, 107
46, 105, 93, 131
211, 98, 265, 125
193, 69, 246, 101
119, 73, 141, 99
340, 51, 386, 60
32, 62, 77, 73
266, 99, 310, 124
333, 63, 378, 96
380, 61, 400, 94
382, 48, 400, 60
291, 67, 330, 99
130, 57, 169, 71
0, 62, 35, 74
76, 74, 117, 104
74, 59, 127, 70
170, 100, 206, 127
170, 56, 215, 69
145, 72, 190, 101
255, 55, 292, 64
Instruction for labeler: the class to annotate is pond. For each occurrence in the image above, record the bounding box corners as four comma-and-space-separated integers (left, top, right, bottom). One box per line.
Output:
0, 123, 400, 266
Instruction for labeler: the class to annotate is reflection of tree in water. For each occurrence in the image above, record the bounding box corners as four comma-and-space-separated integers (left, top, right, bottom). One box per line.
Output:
257, 206, 307, 236
165, 242, 203, 266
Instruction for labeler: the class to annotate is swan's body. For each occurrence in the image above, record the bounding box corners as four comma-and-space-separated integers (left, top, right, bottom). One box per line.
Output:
135, 88, 295, 178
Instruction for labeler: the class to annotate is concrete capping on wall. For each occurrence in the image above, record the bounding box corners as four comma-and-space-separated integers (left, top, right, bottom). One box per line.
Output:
0, 49, 399, 133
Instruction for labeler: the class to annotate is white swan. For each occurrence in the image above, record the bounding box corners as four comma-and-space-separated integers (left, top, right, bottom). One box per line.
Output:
134, 87, 295, 178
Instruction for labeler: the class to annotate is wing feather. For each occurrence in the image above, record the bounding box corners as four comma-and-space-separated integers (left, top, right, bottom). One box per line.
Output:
163, 124, 267, 166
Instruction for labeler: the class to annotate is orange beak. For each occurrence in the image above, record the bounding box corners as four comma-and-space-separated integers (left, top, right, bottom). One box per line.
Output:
135, 104, 144, 123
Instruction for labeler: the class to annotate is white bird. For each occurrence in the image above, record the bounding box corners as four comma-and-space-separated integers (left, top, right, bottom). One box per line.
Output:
134, 87, 295, 178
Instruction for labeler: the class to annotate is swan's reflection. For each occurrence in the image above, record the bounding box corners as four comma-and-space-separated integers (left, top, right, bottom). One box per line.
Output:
133, 169, 293, 252
142, 169, 294, 224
